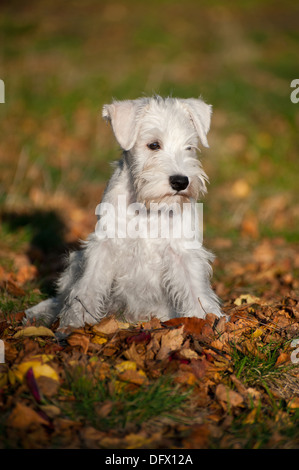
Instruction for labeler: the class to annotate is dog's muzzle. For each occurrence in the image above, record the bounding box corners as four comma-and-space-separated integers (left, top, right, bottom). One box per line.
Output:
169, 174, 189, 192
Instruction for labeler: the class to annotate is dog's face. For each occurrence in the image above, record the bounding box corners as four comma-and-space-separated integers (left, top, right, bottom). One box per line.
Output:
103, 96, 212, 207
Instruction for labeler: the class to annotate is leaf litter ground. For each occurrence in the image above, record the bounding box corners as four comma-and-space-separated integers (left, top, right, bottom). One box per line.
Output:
0, 236, 299, 449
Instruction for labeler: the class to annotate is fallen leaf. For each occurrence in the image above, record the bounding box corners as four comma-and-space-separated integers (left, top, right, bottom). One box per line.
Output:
234, 294, 261, 306
156, 326, 185, 360
124, 342, 145, 368
117, 368, 147, 386
247, 388, 262, 406
164, 317, 206, 337
126, 331, 151, 344
67, 332, 89, 353
275, 352, 290, 365
13, 326, 55, 338
252, 328, 264, 339
125, 431, 161, 449
7, 402, 49, 429
95, 401, 114, 418
174, 370, 197, 385
36, 376, 60, 397
115, 360, 137, 373
39, 404, 61, 418
13, 360, 59, 383
287, 397, 299, 410
92, 316, 119, 335
91, 335, 107, 345
179, 348, 199, 360
142, 317, 162, 329
231, 179, 251, 199
15, 265, 38, 285
0, 280, 25, 297
241, 212, 259, 238
183, 424, 210, 449
215, 384, 244, 409
80, 426, 105, 448
243, 408, 258, 424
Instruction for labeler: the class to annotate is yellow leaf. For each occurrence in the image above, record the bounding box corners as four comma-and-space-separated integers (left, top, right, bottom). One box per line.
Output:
91, 336, 107, 345
234, 294, 261, 306
13, 361, 59, 382
243, 408, 258, 424
30, 354, 54, 362
115, 361, 137, 373
8, 370, 17, 386
13, 326, 55, 338
252, 328, 263, 339
114, 379, 125, 394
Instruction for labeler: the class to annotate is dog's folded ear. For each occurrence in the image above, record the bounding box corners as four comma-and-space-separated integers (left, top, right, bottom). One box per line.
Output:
180, 98, 212, 148
102, 100, 140, 151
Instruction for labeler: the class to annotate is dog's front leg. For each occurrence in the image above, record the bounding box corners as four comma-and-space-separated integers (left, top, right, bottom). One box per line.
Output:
162, 245, 222, 319
57, 234, 115, 328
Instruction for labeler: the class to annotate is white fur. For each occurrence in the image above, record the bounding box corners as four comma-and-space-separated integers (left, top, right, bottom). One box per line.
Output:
25, 96, 224, 329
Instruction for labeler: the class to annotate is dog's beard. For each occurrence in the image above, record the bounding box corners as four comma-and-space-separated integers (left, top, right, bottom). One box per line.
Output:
135, 176, 205, 210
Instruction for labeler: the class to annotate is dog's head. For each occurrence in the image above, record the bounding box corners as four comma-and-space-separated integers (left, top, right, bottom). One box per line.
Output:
103, 96, 212, 207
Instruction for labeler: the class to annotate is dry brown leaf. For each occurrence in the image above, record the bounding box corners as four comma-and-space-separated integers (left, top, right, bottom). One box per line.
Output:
183, 424, 210, 449
7, 402, 49, 429
275, 352, 290, 365
142, 317, 162, 329
124, 341, 145, 368
156, 326, 184, 360
117, 368, 147, 386
164, 317, 206, 337
215, 384, 244, 409
190, 358, 210, 379
0, 280, 25, 297
231, 179, 251, 199
241, 212, 259, 238
67, 333, 90, 353
287, 397, 299, 410
39, 404, 61, 418
36, 376, 60, 397
80, 426, 105, 448
92, 316, 119, 335
95, 401, 114, 418
179, 348, 199, 360
174, 370, 197, 385
15, 265, 38, 285
247, 388, 262, 406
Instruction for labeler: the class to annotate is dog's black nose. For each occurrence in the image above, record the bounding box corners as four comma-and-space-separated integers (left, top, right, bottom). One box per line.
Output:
169, 175, 189, 192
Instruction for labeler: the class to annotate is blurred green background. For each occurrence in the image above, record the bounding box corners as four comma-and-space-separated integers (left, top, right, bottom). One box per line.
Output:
0, 0, 299, 254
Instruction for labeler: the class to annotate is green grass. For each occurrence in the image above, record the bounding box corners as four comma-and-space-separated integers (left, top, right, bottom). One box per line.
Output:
231, 339, 294, 387
62, 365, 191, 431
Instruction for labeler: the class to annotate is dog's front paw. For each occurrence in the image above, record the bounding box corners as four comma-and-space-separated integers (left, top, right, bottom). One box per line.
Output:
24, 298, 60, 326
57, 296, 105, 328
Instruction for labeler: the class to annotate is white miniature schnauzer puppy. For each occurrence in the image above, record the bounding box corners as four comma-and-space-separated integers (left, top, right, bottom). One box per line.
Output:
25, 96, 224, 329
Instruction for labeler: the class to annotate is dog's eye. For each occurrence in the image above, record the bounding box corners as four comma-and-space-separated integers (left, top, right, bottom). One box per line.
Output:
147, 142, 161, 151
186, 146, 192, 151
